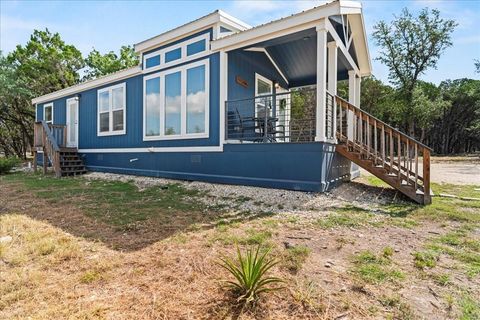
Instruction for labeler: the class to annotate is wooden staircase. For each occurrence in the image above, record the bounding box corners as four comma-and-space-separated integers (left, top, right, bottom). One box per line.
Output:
33, 121, 87, 177
334, 96, 431, 204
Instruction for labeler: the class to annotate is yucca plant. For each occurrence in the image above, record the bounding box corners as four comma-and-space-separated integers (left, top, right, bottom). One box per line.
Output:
218, 245, 284, 304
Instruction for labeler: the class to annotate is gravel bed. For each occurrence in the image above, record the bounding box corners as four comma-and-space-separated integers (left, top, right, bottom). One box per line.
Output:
83, 172, 402, 216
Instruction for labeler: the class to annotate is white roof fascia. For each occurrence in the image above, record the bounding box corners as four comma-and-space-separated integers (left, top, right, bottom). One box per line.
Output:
218, 10, 252, 31
211, 1, 343, 51
135, 11, 250, 54
31, 66, 142, 105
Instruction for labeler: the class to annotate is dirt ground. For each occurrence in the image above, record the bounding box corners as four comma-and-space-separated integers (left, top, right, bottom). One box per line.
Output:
1, 159, 479, 319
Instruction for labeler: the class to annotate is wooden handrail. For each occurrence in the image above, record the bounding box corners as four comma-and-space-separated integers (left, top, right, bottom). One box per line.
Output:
335, 96, 431, 204
34, 121, 66, 178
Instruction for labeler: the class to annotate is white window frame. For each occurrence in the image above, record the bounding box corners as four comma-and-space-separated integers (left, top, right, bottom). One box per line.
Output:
143, 59, 209, 141
43, 103, 54, 124
97, 83, 126, 136
142, 33, 210, 73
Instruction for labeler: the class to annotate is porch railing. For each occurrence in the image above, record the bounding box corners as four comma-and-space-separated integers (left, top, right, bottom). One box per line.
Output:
336, 96, 432, 203
225, 88, 317, 143
33, 121, 67, 178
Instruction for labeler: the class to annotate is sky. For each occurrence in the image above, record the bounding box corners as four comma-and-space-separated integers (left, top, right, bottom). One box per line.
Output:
1, 0, 479, 85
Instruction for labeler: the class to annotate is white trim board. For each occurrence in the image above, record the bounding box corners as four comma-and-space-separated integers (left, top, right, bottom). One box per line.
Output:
142, 33, 210, 74
135, 10, 251, 54
32, 66, 141, 105
78, 145, 223, 153
244, 47, 289, 85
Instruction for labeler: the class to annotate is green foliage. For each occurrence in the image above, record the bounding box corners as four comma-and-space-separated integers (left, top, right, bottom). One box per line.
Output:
282, 245, 311, 273
0, 157, 21, 174
352, 250, 404, 284
83, 46, 139, 80
413, 251, 438, 269
218, 246, 283, 304
373, 7, 457, 138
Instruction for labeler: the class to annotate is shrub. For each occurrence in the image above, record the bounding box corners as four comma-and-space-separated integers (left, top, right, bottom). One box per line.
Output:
0, 157, 21, 174
218, 245, 283, 305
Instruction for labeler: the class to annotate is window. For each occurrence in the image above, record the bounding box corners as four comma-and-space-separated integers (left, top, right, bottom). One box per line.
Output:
43, 103, 53, 124
142, 33, 210, 72
97, 83, 126, 136
165, 48, 181, 63
145, 55, 160, 68
143, 59, 209, 140
187, 39, 206, 56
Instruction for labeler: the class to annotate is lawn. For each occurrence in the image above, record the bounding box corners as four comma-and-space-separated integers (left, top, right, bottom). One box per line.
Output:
0, 172, 479, 319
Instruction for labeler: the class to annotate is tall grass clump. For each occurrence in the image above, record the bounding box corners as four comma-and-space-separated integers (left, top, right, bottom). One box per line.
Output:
218, 245, 283, 305
0, 157, 20, 174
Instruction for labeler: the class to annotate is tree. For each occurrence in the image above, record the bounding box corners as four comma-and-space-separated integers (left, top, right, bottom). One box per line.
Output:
475, 59, 480, 74
8, 29, 84, 95
83, 46, 139, 80
373, 8, 456, 137
0, 29, 84, 158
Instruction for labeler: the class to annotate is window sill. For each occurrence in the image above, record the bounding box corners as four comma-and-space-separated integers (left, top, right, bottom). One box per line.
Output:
97, 130, 126, 137
143, 133, 209, 141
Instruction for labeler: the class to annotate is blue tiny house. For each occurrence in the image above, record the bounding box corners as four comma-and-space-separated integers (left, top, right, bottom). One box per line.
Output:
32, 1, 432, 203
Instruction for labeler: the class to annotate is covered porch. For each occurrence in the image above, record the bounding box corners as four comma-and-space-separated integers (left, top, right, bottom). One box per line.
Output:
213, 4, 370, 144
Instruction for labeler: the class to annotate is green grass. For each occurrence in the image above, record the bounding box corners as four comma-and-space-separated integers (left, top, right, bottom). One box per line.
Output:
413, 250, 439, 269
282, 245, 311, 273
316, 206, 380, 229
459, 292, 480, 320
351, 250, 404, 284
1, 172, 219, 228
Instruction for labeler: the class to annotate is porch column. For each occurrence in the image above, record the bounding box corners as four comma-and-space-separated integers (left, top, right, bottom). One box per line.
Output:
315, 21, 327, 142
355, 75, 361, 108
327, 41, 338, 142
348, 70, 356, 140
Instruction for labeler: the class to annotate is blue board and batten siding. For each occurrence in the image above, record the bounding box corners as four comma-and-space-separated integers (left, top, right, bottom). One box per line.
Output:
35, 28, 352, 192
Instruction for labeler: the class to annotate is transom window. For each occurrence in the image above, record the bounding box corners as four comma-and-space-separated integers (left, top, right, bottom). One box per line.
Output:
142, 33, 210, 72
43, 103, 53, 124
97, 83, 126, 136
143, 59, 209, 140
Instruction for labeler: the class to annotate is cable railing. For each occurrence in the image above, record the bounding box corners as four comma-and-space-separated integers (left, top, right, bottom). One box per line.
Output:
225, 88, 317, 143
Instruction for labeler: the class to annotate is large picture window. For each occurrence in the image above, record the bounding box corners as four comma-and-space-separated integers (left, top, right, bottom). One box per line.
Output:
97, 83, 126, 136
143, 59, 209, 140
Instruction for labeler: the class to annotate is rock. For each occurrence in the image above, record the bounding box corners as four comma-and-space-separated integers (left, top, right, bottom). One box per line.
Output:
322, 245, 328, 249
340, 286, 347, 292
325, 263, 331, 268
394, 248, 400, 252
0, 236, 12, 243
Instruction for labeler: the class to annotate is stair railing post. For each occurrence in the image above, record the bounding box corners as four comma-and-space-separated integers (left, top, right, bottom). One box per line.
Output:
423, 148, 431, 204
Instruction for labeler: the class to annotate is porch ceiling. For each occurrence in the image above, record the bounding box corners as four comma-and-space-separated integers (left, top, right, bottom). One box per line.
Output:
244, 28, 351, 88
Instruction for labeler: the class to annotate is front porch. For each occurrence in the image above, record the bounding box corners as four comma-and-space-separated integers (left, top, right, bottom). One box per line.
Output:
221, 14, 363, 145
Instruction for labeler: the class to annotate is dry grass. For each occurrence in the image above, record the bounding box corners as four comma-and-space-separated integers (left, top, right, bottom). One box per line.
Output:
1, 172, 479, 319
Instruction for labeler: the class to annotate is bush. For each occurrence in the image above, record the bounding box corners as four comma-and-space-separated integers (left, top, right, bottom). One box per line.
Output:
0, 157, 21, 174
218, 245, 283, 305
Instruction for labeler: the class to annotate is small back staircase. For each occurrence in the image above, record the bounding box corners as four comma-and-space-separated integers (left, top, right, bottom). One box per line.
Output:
333, 96, 431, 204
33, 121, 87, 177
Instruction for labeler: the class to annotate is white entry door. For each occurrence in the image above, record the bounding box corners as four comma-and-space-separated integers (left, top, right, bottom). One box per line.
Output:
66, 98, 79, 148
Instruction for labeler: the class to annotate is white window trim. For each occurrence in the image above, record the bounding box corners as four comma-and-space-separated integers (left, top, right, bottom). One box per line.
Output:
255, 73, 273, 96
43, 103, 54, 124
142, 33, 210, 74
143, 59, 210, 141
97, 82, 127, 136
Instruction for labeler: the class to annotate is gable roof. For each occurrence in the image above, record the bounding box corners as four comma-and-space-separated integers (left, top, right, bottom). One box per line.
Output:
211, 0, 371, 76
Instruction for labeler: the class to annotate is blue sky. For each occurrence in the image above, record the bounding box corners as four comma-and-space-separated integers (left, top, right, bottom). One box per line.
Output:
1, 0, 479, 85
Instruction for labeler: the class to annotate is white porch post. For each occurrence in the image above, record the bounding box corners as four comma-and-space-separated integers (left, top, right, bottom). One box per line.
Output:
315, 21, 327, 142
355, 75, 361, 108
219, 50, 228, 144
327, 41, 338, 142
348, 70, 356, 140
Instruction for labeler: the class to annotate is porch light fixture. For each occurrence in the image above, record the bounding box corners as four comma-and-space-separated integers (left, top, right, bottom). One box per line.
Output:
303, 36, 311, 41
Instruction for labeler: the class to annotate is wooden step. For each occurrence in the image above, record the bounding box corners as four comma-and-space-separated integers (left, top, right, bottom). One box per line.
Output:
336, 143, 427, 204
